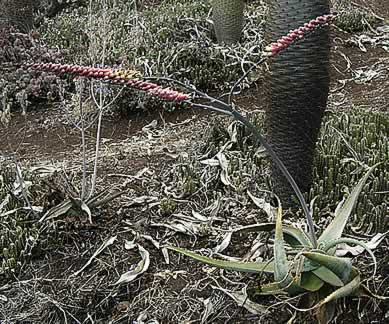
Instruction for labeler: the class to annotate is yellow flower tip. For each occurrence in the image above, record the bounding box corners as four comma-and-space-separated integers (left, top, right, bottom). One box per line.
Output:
261, 51, 273, 57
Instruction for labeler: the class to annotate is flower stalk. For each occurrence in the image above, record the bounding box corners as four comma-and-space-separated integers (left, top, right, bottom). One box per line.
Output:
26, 63, 190, 103
263, 14, 335, 57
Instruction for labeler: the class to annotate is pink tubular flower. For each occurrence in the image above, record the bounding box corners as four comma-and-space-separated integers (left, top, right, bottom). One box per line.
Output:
26, 63, 190, 103
263, 14, 335, 57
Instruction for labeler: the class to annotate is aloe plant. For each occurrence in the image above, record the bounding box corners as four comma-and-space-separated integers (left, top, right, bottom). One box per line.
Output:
211, 0, 245, 44
168, 164, 387, 323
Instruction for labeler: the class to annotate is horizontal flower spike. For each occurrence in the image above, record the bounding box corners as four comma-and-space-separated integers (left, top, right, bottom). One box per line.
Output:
80, 69, 89, 76
261, 13, 336, 58
316, 17, 326, 23
283, 36, 294, 42
142, 84, 157, 90
175, 94, 188, 102
25, 62, 190, 102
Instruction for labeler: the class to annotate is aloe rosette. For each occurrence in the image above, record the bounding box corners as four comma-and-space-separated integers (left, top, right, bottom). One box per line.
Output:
168, 164, 387, 323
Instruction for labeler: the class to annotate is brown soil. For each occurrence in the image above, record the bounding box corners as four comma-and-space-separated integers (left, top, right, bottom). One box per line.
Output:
1, 1, 388, 323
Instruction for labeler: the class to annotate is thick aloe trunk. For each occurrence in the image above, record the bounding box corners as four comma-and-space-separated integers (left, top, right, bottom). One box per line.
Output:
0, 0, 33, 32
211, 0, 244, 44
266, 0, 331, 206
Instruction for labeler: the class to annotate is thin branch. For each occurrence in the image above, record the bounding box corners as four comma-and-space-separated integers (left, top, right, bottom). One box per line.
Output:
79, 80, 87, 201
228, 56, 268, 104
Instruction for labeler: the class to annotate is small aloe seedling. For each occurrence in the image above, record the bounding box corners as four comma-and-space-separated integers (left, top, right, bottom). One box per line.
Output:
168, 163, 386, 323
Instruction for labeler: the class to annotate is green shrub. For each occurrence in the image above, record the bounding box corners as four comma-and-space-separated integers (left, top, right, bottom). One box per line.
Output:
0, 163, 42, 276
311, 111, 388, 233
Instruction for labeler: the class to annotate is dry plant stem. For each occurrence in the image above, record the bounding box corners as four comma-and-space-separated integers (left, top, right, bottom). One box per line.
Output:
189, 102, 234, 116
227, 56, 268, 104
89, 87, 103, 199
79, 79, 87, 201
221, 101, 318, 247
89, 0, 108, 199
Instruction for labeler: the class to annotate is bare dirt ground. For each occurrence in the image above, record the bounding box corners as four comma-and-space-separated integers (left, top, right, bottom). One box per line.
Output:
0, 2, 388, 324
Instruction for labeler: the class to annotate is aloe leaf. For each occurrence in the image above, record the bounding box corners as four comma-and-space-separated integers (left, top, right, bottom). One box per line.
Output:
312, 266, 344, 287
315, 268, 361, 307
167, 246, 275, 273
301, 260, 320, 272
80, 201, 92, 223
318, 164, 380, 246
39, 199, 73, 222
323, 238, 377, 277
299, 272, 324, 292
251, 282, 288, 296
87, 191, 124, 208
302, 252, 352, 284
249, 282, 288, 296
274, 206, 293, 287
234, 223, 312, 248
294, 256, 305, 285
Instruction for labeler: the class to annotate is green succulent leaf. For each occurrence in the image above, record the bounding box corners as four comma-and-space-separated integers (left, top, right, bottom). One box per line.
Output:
167, 246, 275, 273
312, 266, 345, 287
299, 272, 324, 292
323, 238, 377, 277
251, 281, 304, 297
249, 282, 288, 296
274, 207, 293, 287
234, 223, 312, 248
302, 251, 352, 284
301, 260, 320, 272
314, 267, 361, 308
318, 164, 380, 248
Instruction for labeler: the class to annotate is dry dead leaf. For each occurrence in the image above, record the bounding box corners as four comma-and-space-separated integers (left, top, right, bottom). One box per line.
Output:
115, 244, 150, 285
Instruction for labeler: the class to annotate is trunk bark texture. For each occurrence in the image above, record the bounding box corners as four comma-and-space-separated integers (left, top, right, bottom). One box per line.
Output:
212, 0, 244, 44
265, 0, 331, 206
